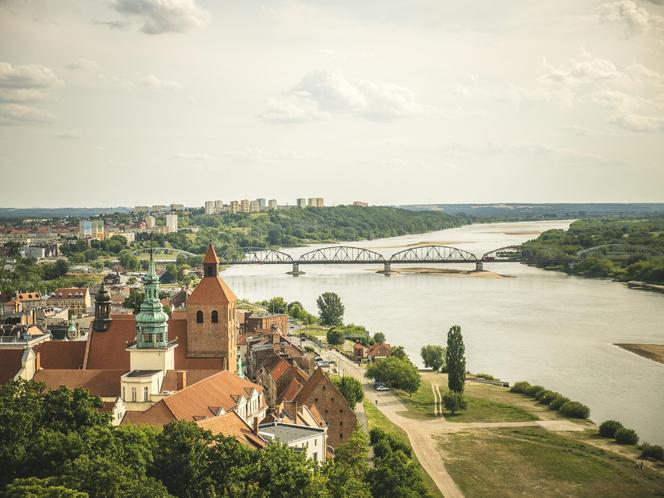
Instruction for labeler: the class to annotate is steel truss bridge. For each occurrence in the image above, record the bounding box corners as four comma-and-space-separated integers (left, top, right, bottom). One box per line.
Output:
220, 243, 663, 276
133, 243, 661, 275
131, 247, 198, 262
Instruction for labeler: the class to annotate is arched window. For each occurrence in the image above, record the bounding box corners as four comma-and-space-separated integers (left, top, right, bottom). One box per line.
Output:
211, 310, 218, 323
196, 310, 203, 323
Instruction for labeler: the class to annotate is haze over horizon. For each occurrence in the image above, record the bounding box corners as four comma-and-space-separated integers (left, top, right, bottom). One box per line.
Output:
2, 0, 664, 208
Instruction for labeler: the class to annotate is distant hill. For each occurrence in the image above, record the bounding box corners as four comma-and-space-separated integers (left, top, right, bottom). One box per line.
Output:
0, 207, 131, 218
398, 203, 664, 219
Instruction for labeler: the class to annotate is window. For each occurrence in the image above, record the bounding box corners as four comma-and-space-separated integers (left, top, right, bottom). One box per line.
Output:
144, 386, 149, 401
211, 310, 218, 323
196, 310, 203, 323
131, 387, 137, 402
314, 439, 317, 446
340, 433, 343, 440
340, 421, 343, 426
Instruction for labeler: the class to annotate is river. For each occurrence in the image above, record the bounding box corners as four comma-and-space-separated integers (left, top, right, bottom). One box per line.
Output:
222, 220, 664, 444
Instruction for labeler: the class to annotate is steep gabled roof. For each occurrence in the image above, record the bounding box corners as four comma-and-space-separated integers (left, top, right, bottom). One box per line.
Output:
196, 412, 267, 449
203, 244, 220, 264
187, 276, 236, 305
35, 341, 86, 369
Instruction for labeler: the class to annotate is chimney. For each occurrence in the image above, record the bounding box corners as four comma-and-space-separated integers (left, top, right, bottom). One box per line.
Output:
177, 370, 187, 391
253, 416, 260, 435
35, 351, 41, 371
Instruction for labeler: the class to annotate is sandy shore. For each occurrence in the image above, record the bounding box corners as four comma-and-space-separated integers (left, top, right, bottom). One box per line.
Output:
376, 267, 512, 278
615, 343, 664, 365
372, 241, 473, 249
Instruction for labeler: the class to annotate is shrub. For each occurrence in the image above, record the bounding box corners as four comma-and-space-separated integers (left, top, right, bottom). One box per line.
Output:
369, 427, 411, 458
598, 420, 624, 438
369, 427, 386, 445
536, 390, 558, 404
559, 401, 590, 419
615, 428, 639, 445
442, 391, 467, 416
475, 373, 496, 381
304, 346, 315, 354
524, 384, 545, 398
549, 395, 569, 411
640, 444, 664, 461
510, 381, 531, 394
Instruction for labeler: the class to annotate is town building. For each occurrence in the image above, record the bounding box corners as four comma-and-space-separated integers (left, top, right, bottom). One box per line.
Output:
145, 215, 156, 229
240, 199, 250, 213
353, 201, 369, 207
79, 220, 104, 240
230, 200, 239, 213
19, 246, 46, 259
165, 213, 178, 233
268, 199, 278, 210
243, 311, 288, 334
296, 198, 307, 208
259, 421, 327, 464
14, 291, 44, 311
170, 203, 185, 211
250, 200, 260, 213
366, 342, 391, 361
45, 287, 91, 317
204, 201, 215, 215
257, 198, 267, 210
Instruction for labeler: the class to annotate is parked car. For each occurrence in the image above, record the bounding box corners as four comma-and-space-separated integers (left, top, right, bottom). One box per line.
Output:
373, 382, 390, 392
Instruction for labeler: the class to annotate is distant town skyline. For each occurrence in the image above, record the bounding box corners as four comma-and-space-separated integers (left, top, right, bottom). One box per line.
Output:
2, 0, 664, 208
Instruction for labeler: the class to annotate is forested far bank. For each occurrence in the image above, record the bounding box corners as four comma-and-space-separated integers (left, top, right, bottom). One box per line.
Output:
522, 217, 664, 284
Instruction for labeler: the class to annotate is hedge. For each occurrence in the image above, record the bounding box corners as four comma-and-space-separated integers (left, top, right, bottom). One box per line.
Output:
510, 381, 531, 393
559, 401, 590, 419
599, 420, 623, 438
640, 444, 664, 461
615, 428, 639, 445
549, 395, 569, 411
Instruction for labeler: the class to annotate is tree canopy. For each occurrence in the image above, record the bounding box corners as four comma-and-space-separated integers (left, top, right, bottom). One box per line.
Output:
317, 292, 345, 326
446, 325, 466, 393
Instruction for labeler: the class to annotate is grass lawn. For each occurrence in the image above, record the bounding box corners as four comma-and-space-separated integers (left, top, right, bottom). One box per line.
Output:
363, 400, 443, 498
394, 372, 538, 423
436, 427, 664, 498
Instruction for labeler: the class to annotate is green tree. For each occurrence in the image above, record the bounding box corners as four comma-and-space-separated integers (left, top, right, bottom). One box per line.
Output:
366, 357, 421, 395
421, 345, 446, 371
326, 328, 345, 346
124, 289, 144, 314
442, 391, 467, 415
332, 376, 364, 410
251, 443, 323, 497
41, 386, 110, 433
369, 449, 431, 498
389, 345, 408, 361
265, 296, 288, 314
317, 292, 345, 326
373, 332, 386, 344
446, 325, 466, 393
324, 430, 371, 498
5, 477, 88, 498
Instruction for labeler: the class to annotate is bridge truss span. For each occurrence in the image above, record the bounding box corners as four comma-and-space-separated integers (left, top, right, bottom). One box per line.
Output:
481, 245, 527, 262
131, 247, 198, 259
389, 245, 478, 263
576, 244, 663, 259
232, 249, 294, 264
298, 246, 386, 264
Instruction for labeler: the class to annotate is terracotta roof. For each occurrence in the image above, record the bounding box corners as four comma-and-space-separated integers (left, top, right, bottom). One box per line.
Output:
187, 275, 236, 305
33, 369, 127, 397
196, 412, 267, 449
269, 358, 291, 382
237, 333, 249, 346
49, 287, 89, 299
86, 315, 224, 370
122, 401, 174, 426
15, 291, 43, 302
161, 369, 219, 391
203, 244, 220, 264
280, 377, 303, 402
0, 349, 24, 384
306, 403, 326, 428
126, 371, 263, 424
34, 341, 86, 369
367, 342, 391, 357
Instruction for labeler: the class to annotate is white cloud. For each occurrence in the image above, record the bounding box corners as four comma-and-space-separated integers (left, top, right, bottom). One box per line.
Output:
263, 69, 423, 123
111, 0, 209, 35
122, 74, 182, 91
0, 103, 53, 125
609, 113, 664, 131
599, 0, 664, 37
0, 62, 59, 123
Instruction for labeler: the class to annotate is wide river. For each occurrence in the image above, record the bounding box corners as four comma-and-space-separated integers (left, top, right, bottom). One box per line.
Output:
222, 220, 664, 444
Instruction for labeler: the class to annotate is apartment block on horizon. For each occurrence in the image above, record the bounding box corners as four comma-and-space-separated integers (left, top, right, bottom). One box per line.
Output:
165, 213, 178, 233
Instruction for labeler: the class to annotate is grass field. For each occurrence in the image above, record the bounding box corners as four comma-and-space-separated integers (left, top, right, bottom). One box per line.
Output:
394, 372, 539, 423
436, 427, 664, 498
363, 400, 443, 498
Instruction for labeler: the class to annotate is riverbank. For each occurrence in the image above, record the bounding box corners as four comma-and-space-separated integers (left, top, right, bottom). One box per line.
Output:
615, 343, 664, 365
627, 281, 664, 294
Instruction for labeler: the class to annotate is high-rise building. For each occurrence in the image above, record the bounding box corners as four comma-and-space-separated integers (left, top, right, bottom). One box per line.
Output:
257, 198, 267, 211
215, 200, 224, 214
353, 201, 369, 207
204, 201, 215, 215
315, 197, 324, 208
297, 198, 307, 208
240, 199, 250, 213
268, 199, 278, 210
165, 213, 178, 233
307, 198, 316, 207
145, 215, 156, 229
80, 220, 104, 239
170, 203, 184, 211
229, 200, 239, 213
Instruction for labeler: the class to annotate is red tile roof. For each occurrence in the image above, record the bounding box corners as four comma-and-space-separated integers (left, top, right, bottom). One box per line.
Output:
33, 369, 127, 397
367, 342, 391, 357
196, 412, 266, 449
269, 358, 291, 382
124, 371, 263, 424
187, 275, 236, 305
50, 287, 89, 299
34, 341, 86, 369
203, 244, 220, 265
0, 349, 24, 384
85, 315, 224, 370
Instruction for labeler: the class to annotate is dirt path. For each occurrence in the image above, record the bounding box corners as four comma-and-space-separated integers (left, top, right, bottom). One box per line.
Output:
330, 350, 465, 498
432, 383, 442, 416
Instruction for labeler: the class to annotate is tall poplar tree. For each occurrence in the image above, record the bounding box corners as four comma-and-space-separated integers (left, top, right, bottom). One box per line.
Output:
446, 325, 466, 393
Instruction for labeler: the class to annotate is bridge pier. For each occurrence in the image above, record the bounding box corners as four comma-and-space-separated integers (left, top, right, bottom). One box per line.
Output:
475, 260, 484, 272
377, 261, 397, 276
287, 263, 305, 277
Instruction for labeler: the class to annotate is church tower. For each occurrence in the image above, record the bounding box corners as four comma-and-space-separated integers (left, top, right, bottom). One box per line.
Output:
92, 281, 112, 332
186, 244, 237, 371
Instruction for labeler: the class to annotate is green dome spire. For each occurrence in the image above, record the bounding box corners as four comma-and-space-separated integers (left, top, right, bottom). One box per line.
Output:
135, 249, 169, 349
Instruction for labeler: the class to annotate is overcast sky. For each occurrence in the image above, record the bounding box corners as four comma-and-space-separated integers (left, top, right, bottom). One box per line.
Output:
1, 0, 663, 208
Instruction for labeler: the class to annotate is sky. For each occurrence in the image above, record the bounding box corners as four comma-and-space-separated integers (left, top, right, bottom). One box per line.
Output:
1, 0, 663, 208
